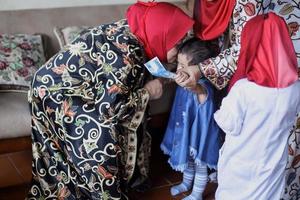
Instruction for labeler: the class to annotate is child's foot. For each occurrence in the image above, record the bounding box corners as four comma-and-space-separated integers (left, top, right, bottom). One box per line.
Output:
182, 195, 202, 200
208, 171, 217, 183
171, 162, 195, 196
182, 165, 207, 200
170, 182, 192, 196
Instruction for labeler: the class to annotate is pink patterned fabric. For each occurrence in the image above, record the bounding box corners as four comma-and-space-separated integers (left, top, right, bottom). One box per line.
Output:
0, 34, 45, 91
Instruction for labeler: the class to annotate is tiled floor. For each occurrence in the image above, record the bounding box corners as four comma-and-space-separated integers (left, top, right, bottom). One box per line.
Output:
0, 150, 32, 189
0, 127, 217, 200
0, 184, 30, 200
0, 175, 216, 200
129, 159, 217, 200
126, 128, 217, 200
0, 159, 216, 200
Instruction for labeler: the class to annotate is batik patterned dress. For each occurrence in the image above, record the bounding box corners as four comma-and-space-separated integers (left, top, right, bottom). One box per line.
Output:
198, 1, 300, 199
27, 19, 152, 200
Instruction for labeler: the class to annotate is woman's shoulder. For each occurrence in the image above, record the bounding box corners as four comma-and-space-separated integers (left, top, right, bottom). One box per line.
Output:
230, 78, 251, 92
71, 19, 133, 43
233, 79, 300, 101
98, 19, 129, 30
233, 78, 248, 86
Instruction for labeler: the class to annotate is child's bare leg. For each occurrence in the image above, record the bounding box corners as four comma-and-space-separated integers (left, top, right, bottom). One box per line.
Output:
171, 162, 195, 196
182, 165, 207, 200
196, 84, 207, 104
198, 93, 207, 104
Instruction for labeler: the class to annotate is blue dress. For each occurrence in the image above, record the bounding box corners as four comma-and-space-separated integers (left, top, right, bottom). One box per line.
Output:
161, 79, 220, 172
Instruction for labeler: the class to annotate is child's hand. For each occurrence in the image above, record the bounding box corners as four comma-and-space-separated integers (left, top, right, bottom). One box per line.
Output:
175, 65, 202, 90
175, 71, 189, 86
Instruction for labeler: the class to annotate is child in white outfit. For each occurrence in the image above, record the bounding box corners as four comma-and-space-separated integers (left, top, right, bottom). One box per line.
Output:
214, 13, 300, 200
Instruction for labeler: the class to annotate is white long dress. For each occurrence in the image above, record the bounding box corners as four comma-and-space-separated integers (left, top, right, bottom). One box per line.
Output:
214, 78, 300, 200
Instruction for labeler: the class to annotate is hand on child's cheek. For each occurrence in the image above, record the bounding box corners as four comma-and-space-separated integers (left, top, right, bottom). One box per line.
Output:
175, 71, 189, 85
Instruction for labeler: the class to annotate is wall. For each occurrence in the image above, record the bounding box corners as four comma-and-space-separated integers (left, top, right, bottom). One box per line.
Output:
0, 1, 191, 115
0, 2, 190, 56
0, 0, 184, 11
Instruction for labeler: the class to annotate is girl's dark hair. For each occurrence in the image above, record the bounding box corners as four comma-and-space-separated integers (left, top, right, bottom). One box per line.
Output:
178, 38, 214, 65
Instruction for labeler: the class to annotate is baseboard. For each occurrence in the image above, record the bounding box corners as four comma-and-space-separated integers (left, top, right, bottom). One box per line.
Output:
0, 136, 31, 154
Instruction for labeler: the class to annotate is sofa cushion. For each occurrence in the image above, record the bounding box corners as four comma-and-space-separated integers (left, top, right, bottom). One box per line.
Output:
0, 92, 31, 139
54, 26, 89, 48
0, 34, 45, 92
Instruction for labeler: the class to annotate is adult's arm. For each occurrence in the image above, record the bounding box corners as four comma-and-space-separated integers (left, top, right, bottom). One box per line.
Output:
199, 41, 240, 90
178, 40, 240, 91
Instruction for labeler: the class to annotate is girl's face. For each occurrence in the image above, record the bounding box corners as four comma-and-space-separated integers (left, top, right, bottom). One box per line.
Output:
167, 47, 178, 63
177, 53, 190, 70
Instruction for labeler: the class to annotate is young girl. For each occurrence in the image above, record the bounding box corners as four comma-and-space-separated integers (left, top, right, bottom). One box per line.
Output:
214, 13, 300, 200
161, 38, 220, 200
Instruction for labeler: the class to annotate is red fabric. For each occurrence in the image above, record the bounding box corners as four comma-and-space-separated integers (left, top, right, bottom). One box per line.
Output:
229, 12, 298, 90
126, 1, 194, 62
194, 0, 235, 40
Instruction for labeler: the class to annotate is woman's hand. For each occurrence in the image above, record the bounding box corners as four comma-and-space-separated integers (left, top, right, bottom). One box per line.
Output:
144, 79, 163, 100
175, 65, 202, 91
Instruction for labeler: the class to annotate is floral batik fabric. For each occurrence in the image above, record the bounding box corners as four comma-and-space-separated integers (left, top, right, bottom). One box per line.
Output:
284, 112, 300, 200
200, 0, 300, 90
27, 19, 151, 200
198, 1, 300, 199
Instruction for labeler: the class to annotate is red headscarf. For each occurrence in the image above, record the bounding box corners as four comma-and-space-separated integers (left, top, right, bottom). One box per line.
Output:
194, 0, 236, 40
126, 1, 194, 62
229, 12, 298, 90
